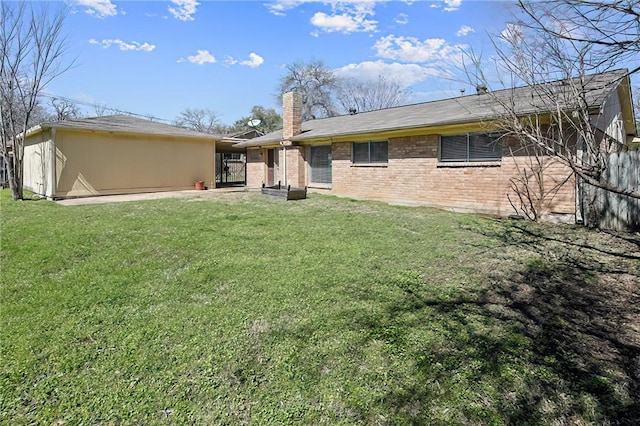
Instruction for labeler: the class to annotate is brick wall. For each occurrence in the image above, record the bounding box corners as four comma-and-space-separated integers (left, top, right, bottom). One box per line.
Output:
246, 148, 265, 187
329, 134, 575, 218
285, 145, 306, 188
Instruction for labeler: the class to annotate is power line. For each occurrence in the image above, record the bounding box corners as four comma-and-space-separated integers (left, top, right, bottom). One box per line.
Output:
39, 93, 173, 123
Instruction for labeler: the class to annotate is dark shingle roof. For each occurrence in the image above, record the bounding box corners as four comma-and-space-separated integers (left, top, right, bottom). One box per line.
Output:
235, 69, 627, 148
32, 114, 223, 140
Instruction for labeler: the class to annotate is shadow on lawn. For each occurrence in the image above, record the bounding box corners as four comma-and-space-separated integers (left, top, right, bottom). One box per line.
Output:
470, 222, 639, 424
349, 221, 640, 424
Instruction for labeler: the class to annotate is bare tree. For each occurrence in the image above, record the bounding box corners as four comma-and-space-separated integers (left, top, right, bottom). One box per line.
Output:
277, 59, 339, 120
335, 74, 410, 114
1, 1, 70, 200
173, 108, 223, 134
51, 97, 82, 121
464, 0, 639, 221
517, 0, 639, 76
93, 102, 112, 117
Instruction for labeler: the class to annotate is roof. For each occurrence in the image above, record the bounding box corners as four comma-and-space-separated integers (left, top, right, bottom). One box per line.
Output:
27, 114, 225, 140
235, 69, 630, 148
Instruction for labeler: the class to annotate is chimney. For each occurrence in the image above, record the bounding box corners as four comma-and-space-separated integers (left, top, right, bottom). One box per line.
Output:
476, 85, 488, 95
282, 91, 302, 139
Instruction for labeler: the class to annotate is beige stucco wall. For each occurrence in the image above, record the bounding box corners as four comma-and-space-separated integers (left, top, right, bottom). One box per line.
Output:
24, 130, 55, 198
25, 128, 217, 199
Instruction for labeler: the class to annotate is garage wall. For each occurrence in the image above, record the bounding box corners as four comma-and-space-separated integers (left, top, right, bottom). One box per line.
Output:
54, 130, 216, 198
24, 130, 55, 198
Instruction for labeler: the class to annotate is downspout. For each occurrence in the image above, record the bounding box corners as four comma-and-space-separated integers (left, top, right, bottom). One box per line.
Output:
212, 140, 216, 189
281, 140, 287, 187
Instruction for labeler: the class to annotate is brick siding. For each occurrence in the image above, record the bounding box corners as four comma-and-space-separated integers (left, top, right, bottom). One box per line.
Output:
330, 135, 575, 217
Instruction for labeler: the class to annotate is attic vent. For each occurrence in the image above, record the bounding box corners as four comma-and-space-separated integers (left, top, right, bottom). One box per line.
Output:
476, 85, 488, 95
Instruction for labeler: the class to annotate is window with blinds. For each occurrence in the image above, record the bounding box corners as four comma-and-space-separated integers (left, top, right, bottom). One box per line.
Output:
310, 145, 332, 184
352, 140, 388, 164
440, 133, 502, 162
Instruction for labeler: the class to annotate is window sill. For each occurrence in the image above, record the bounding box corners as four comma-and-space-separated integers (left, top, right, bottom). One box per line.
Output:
437, 161, 501, 168
308, 183, 332, 189
351, 163, 388, 168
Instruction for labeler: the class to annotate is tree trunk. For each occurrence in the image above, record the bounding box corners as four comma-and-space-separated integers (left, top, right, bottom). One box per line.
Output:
6, 152, 23, 200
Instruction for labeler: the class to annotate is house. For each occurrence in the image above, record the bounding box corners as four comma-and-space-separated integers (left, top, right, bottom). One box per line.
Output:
235, 69, 636, 222
22, 115, 244, 199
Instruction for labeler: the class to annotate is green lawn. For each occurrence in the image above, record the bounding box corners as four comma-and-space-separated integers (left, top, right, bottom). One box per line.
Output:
1, 189, 639, 425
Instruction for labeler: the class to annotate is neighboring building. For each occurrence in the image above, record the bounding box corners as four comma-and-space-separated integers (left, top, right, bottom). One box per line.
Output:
22, 115, 243, 199
235, 70, 636, 222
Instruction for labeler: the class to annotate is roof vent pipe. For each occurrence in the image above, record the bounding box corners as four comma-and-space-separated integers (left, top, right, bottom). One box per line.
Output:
349, 108, 357, 115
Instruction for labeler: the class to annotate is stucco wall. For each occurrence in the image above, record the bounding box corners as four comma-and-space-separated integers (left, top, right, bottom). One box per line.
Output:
50, 130, 215, 198
24, 130, 55, 198
324, 134, 576, 218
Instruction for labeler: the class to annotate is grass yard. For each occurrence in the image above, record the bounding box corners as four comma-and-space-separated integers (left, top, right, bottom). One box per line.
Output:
1, 189, 639, 425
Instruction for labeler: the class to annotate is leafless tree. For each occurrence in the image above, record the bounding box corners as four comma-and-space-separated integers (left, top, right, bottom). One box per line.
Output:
93, 102, 109, 117
277, 59, 339, 120
464, 0, 639, 221
51, 97, 82, 121
1, 1, 70, 200
173, 108, 223, 134
335, 74, 410, 114
517, 0, 639, 77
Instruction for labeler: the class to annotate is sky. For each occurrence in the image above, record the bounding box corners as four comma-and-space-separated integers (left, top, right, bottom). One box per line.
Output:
37, 0, 629, 126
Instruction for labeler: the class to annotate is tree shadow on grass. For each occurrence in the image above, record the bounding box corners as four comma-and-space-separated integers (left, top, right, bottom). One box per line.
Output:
343, 221, 639, 424
471, 221, 639, 424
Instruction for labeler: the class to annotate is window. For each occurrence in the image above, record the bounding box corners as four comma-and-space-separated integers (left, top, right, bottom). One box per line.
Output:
352, 140, 388, 164
249, 149, 261, 161
309, 145, 332, 185
440, 133, 502, 162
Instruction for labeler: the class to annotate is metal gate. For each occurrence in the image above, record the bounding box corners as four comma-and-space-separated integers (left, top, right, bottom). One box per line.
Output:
216, 152, 246, 186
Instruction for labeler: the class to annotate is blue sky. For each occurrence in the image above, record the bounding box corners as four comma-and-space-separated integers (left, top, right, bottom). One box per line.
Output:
41, 1, 612, 125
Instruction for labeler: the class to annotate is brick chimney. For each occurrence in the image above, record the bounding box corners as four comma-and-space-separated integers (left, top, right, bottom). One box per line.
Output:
282, 91, 302, 140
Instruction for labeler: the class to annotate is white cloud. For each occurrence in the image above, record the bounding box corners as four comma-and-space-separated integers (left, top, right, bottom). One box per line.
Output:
89, 39, 155, 52
267, 1, 378, 33
444, 0, 462, 12
334, 60, 445, 89
186, 49, 216, 64
373, 35, 466, 66
241, 53, 264, 68
456, 25, 474, 36
225, 52, 265, 68
428, 0, 462, 11
168, 0, 200, 21
500, 22, 524, 44
74, 0, 118, 18
395, 13, 409, 25
266, 0, 316, 16
310, 3, 378, 34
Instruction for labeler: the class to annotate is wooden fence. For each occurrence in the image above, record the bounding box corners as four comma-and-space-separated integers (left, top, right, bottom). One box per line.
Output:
581, 150, 640, 232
